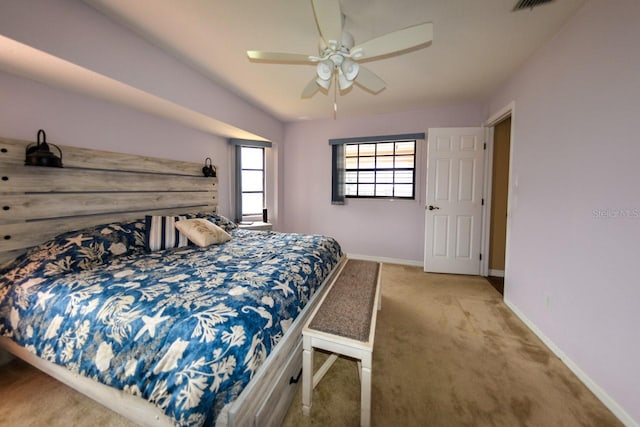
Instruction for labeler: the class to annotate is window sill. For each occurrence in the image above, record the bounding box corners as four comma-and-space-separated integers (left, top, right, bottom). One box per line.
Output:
237, 221, 272, 231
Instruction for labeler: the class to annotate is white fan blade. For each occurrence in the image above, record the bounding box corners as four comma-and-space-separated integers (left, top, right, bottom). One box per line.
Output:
301, 78, 321, 98
247, 51, 314, 63
311, 0, 342, 45
352, 22, 433, 61
355, 66, 386, 94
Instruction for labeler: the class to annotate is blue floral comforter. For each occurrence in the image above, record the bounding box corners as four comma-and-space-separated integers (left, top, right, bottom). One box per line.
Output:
0, 224, 342, 426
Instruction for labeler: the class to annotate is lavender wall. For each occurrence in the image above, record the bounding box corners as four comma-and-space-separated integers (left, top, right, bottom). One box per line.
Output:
0, 71, 236, 218
0, 0, 284, 221
489, 0, 640, 423
0, 0, 283, 143
282, 104, 486, 263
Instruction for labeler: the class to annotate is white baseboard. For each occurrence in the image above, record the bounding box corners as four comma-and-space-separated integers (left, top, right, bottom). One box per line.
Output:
488, 269, 505, 277
347, 253, 423, 267
504, 298, 638, 427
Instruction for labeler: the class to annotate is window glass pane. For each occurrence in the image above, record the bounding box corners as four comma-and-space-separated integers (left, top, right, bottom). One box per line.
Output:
377, 143, 394, 156
359, 156, 375, 169
241, 147, 263, 169
376, 184, 394, 197
358, 171, 374, 183
242, 170, 263, 192
242, 192, 263, 215
359, 144, 376, 156
345, 157, 358, 169
395, 170, 413, 183
345, 144, 359, 157
395, 141, 415, 155
359, 184, 375, 196
345, 184, 357, 196
395, 155, 415, 168
376, 170, 393, 183
341, 139, 416, 200
376, 156, 393, 169
394, 184, 413, 197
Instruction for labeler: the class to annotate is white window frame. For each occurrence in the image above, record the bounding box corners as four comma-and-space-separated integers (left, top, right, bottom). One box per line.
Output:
230, 138, 272, 222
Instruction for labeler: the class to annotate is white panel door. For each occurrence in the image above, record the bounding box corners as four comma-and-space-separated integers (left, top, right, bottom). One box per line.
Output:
424, 127, 485, 274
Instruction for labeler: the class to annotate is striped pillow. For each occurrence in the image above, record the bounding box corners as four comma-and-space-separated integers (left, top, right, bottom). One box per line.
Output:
145, 215, 190, 252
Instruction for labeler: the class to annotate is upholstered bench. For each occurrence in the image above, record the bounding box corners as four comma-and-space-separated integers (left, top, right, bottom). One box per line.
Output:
302, 259, 382, 427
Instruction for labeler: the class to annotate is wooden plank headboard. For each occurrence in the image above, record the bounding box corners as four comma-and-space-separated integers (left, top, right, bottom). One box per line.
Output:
0, 136, 218, 264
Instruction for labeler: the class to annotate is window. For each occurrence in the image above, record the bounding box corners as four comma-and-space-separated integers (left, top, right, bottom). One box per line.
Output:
330, 133, 424, 204
230, 138, 272, 221
239, 146, 265, 217
344, 140, 416, 199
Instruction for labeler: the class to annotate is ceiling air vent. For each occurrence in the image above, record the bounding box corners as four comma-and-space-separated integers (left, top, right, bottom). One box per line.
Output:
512, 0, 554, 11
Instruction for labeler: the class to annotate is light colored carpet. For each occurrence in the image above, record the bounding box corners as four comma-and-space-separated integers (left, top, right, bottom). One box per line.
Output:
0, 264, 621, 426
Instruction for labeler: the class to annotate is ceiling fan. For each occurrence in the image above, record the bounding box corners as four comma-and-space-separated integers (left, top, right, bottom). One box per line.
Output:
247, 0, 433, 99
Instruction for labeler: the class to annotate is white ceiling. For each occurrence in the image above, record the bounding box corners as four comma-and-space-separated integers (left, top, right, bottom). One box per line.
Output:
83, 0, 586, 122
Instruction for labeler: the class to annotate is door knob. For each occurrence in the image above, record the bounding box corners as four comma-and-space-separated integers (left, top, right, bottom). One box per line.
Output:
427, 205, 440, 211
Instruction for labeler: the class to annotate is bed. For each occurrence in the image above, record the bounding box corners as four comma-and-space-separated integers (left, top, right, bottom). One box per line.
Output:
0, 136, 344, 426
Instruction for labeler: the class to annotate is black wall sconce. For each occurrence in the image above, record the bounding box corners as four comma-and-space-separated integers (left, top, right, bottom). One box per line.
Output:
202, 157, 216, 177
25, 129, 63, 168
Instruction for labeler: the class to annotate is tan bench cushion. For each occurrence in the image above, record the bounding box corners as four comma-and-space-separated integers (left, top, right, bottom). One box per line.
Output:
308, 260, 379, 342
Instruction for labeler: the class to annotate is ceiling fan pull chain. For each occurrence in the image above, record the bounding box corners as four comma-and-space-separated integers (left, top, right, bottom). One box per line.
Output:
333, 73, 338, 119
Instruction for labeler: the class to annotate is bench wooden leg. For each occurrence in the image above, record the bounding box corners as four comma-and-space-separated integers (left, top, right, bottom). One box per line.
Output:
360, 352, 372, 427
302, 336, 313, 416
314, 353, 339, 388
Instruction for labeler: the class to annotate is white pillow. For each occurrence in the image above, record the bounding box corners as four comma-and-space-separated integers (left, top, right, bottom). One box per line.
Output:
174, 218, 232, 247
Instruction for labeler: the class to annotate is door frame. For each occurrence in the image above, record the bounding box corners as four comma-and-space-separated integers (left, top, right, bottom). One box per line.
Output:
481, 102, 516, 281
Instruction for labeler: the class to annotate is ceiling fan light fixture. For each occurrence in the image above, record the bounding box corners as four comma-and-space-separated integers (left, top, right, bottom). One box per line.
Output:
340, 58, 359, 81
316, 59, 334, 81
338, 71, 354, 90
